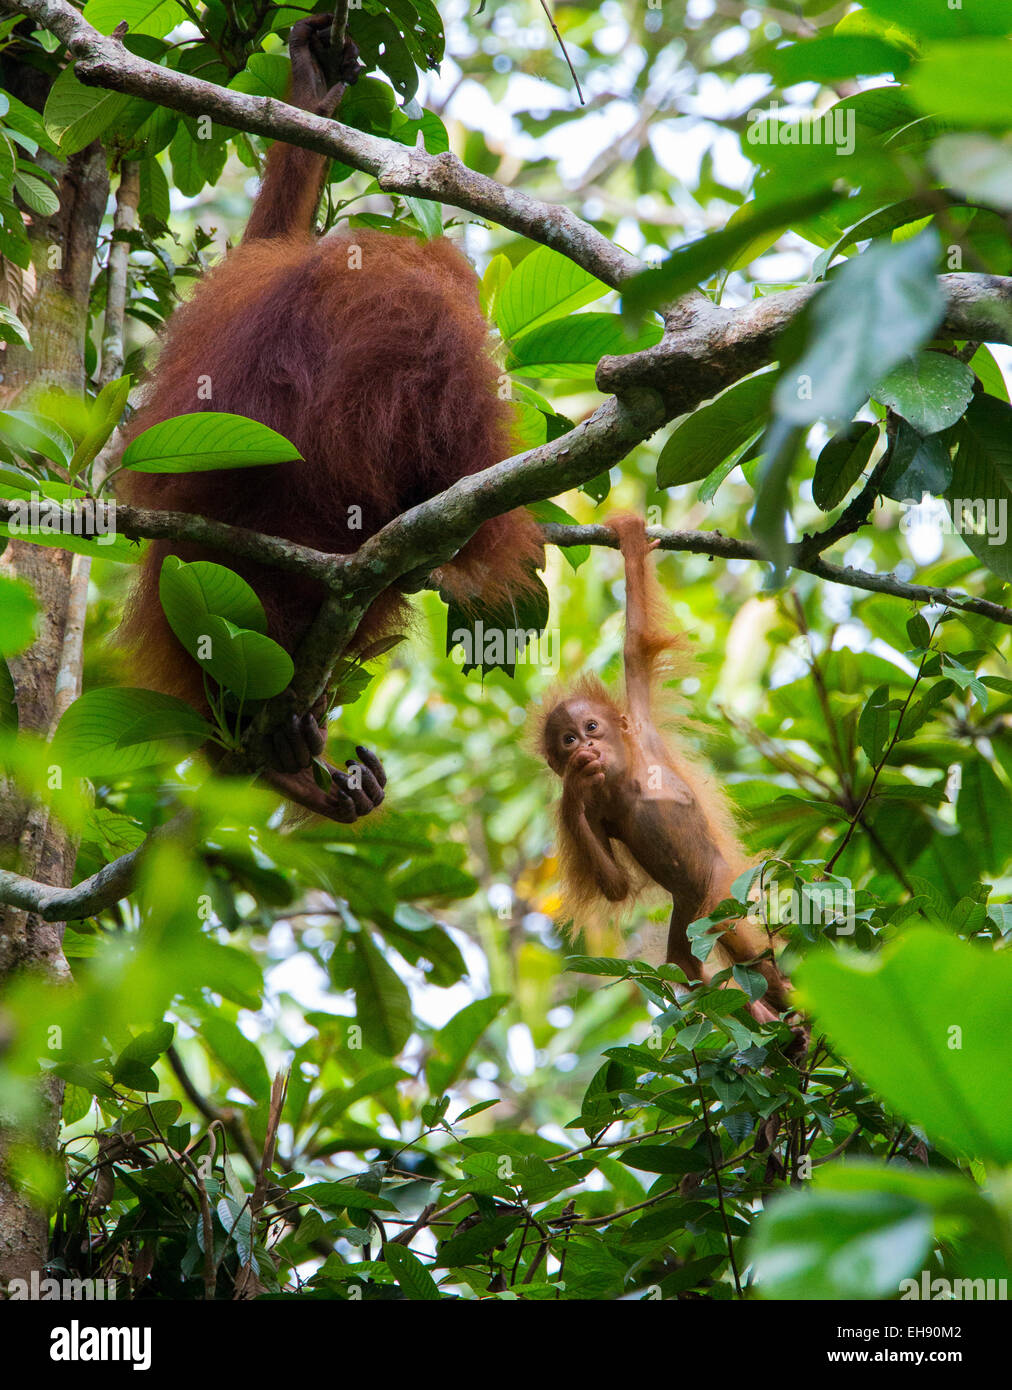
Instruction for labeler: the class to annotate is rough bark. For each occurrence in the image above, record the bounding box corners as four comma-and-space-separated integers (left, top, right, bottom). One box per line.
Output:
0, 50, 108, 1294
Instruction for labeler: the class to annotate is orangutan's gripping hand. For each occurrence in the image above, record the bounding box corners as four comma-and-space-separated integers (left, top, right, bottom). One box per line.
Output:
289, 14, 362, 114
262, 711, 386, 822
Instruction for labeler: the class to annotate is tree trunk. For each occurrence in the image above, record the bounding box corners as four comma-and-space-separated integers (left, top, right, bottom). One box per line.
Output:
0, 51, 108, 1293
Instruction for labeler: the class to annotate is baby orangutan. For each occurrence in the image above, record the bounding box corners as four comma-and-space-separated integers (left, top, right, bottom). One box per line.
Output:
538, 515, 791, 1025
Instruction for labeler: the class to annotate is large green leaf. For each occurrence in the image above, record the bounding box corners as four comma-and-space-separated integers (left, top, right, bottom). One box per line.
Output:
797, 928, 1012, 1164
908, 40, 1012, 126
43, 62, 131, 154
189, 617, 294, 700
773, 232, 945, 426
863, 0, 1011, 36
383, 1242, 441, 1300
873, 352, 976, 435
0, 409, 74, 467
507, 313, 662, 380
497, 245, 609, 342
658, 370, 776, 489
81, 0, 184, 38
752, 1186, 933, 1300
621, 189, 837, 319
945, 393, 1012, 580
121, 412, 301, 473
353, 933, 413, 1056
159, 556, 268, 655
54, 687, 212, 775
426, 995, 508, 1094
770, 35, 910, 85
812, 421, 878, 510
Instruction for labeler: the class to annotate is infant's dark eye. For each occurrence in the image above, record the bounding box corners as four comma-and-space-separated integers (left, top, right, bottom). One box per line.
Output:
563, 734, 576, 745
587, 721, 598, 732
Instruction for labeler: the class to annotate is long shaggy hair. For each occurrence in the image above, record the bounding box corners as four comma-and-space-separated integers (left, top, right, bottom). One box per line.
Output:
118, 229, 543, 704
533, 525, 748, 957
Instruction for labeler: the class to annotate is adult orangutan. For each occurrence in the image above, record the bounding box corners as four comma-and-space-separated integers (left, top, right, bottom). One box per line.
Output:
538, 515, 791, 1024
119, 15, 543, 820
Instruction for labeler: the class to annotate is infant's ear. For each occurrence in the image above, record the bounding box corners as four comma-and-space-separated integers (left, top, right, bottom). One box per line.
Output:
619, 714, 630, 731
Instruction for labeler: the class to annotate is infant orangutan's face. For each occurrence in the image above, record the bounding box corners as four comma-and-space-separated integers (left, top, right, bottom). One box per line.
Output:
544, 699, 628, 783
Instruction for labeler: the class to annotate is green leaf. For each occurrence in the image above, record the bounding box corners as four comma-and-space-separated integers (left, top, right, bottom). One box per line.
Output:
527, 500, 587, 570
68, 375, 132, 476
507, 313, 662, 380
353, 933, 413, 1056
0, 573, 36, 656
769, 35, 910, 85
863, 0, 1010, 36
0, 410, 74, 467
906, 614, 931, 649
112, 1022, 174, 1088
436, 1211, 522, 1267
622, 189, 838, 319
658, 370, 776, 489
138, 155, 170, 227
54, 687, 212, 775
382, 1242, 441, 1300
857, 684, 891, 764
945, 394, 1012, 580
618, 1144, 709, 1174
121, 412, 301, 473
168, 122, 227, 198
199, 1014, 272, 1104
82, 0, 184, 38
874, 352, 976, 435
479, 251, 511, 319
797, 928, 1012, 1164
509, 401, 548, 451
189, 617, 294, 701
158, 556, 268, 653
751, 1186, 933, 1300
43, 62, 130, 154
773, 232, 946, 427
879, 418, 953, 502
496, 244, 608, 342
12, 170, 58, 217
908, 40, 1012, 127
228, 52, 291, 101
427, 995, 508, 1094
812, 421, 878, 511
0, 304, 30, 348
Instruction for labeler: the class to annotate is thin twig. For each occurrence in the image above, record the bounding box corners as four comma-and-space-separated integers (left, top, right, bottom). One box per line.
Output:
537, 0, 584, 106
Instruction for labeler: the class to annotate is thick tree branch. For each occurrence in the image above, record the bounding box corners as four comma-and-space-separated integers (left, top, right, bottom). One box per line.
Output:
1, 0, 640, 289
251, 389, 668, 725
597, 275, 1012, 408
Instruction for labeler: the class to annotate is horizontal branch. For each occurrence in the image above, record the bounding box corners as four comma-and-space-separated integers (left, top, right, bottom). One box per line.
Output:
544, 522, 1012, 626
596, 275, 1012, 409
4, 501, 1007, 922
0, 497, 343, 580
4, 0, 640, 289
